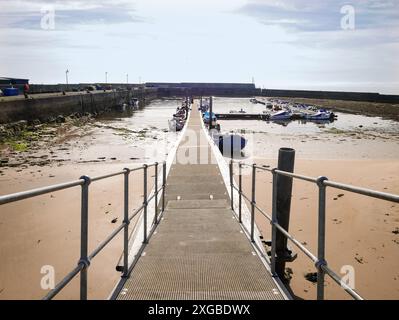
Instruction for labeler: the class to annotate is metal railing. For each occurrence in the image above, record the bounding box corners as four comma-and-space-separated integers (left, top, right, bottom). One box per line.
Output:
0, 161, 167, 300
229, 160, 399, 300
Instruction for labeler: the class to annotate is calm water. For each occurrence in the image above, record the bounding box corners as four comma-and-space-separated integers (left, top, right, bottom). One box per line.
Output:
213, 97, 399, 136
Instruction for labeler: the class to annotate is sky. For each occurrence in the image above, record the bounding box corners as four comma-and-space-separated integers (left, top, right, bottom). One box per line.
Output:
0, 0, 398, 94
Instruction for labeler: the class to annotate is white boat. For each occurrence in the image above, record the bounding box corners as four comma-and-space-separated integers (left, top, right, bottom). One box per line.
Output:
306, 110, 333, 121
213, 134, 247, 154
168, 119, 184, 131
270, 110, 292, 121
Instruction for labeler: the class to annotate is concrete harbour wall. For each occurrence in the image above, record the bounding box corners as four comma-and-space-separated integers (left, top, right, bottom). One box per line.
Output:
0, 89, 157, 124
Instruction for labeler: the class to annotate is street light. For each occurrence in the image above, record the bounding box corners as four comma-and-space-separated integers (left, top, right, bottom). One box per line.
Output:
126, 73, 129, 84
65, 69, 69, 91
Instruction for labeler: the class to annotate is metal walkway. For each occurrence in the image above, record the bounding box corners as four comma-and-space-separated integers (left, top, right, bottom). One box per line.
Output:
115, 106, 286, 300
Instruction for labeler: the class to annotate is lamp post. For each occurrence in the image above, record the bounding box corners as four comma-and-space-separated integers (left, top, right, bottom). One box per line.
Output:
65, 69, 69, 91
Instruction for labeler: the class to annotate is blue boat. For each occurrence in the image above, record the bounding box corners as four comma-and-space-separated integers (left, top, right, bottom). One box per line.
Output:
3, 88, 19, 96
203, 111, 217, 124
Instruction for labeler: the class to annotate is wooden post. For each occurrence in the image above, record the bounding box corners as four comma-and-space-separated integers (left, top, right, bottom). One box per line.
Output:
275, 147, 295, 280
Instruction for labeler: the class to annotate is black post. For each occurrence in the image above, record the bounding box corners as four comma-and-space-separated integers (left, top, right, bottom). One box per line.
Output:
209, 96, 213, 130
275, 147, 295, 280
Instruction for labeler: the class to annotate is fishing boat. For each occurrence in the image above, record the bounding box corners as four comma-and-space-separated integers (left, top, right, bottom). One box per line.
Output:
270, 110, 292, 121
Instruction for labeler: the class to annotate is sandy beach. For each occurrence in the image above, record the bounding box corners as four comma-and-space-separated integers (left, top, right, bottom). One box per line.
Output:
0, 162, 157, 299
238, 159, 399, 300
1, 97, 398, 300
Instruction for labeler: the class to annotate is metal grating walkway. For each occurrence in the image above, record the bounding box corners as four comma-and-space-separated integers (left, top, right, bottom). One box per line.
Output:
115, 105, 286, 300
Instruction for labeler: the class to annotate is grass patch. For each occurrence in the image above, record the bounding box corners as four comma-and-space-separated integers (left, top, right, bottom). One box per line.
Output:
324, 127, 347, 134
9, 141, 29, 152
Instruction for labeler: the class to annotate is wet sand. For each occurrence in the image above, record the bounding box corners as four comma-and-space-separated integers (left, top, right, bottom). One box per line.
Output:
237, 159, 399, 300
1, 97, 398, 300
0, 99, 178, 299
0, 162, 156, 299
217, 98, 399, 299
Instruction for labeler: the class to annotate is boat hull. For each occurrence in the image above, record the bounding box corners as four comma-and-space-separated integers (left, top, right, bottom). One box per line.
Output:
213, 134, 247, 155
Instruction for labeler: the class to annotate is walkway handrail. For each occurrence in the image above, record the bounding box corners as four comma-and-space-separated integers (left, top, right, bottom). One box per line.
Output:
0, 161, 167, 300
229, 160, 399, 300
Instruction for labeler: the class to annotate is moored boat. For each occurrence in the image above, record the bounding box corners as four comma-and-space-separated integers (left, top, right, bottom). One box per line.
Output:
306, 109, 334, 120
213, 134, 247, 155
270, 110, 292, 121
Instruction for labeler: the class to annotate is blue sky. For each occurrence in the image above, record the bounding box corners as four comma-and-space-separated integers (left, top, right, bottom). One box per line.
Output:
0, 0, 398, 93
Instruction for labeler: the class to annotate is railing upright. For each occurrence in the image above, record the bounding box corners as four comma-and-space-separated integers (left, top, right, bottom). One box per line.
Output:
162, 161, 166, 214
250, 164, 256, 243
229, 160, 234, 210
316, 176, 328, 300
154, 162, 159, 224
238, 162, 242, 223
79, 175, 91, 300
143, 164, 148, 244
123, 168, 130, 277
270, 169, 278, 276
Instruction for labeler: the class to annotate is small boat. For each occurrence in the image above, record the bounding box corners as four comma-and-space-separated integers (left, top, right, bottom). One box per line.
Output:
3, 87, 19, 96
168, 119, 184, 131
229, 108, 246, 114
270, 110, 292, 121
130, 98, 139, 109
213, 134, 247, 154
203, 111, 217, 124
249, 98, 257, 103
306, 110, 333, 121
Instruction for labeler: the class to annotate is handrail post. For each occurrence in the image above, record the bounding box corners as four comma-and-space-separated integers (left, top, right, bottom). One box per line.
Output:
271, 169, 278, 276
143, 164, 148, 244
154, 162, 159, 225
79, 175, 91, 300
238, 162, 242, 223
229, 160, 234, 210
162, 161, 166, 213
250, 164, 256, 242
209, 96, 213, 130
123, 168, 130, 277
275, 147, 295, 280
316, 176, 328, 300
